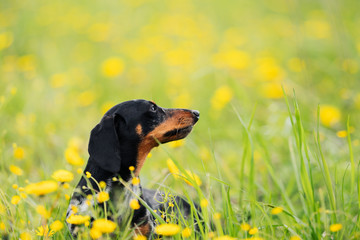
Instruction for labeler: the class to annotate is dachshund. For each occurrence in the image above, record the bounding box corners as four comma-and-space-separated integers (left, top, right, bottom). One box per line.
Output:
66, 99, 200, 238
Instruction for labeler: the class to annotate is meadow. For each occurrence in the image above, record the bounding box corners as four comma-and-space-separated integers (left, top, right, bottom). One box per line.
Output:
1, 0, 360, 239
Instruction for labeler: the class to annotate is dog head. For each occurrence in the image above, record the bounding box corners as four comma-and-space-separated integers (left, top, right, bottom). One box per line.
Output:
88, 99, 199, 177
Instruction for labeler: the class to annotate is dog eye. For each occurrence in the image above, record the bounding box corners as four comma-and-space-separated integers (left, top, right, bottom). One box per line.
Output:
149, 104, 157, 112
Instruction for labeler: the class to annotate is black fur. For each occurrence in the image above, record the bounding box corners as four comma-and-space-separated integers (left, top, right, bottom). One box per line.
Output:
66, 99, 200, 238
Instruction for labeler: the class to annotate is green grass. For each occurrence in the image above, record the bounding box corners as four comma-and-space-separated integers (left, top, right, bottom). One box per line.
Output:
1, 0, 360, 239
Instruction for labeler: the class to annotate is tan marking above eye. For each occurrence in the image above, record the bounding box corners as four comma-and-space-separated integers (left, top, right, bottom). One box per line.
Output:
135, 124, 143, 135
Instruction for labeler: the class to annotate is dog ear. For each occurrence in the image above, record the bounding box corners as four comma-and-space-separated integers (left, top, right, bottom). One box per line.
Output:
88, 115, 123, 173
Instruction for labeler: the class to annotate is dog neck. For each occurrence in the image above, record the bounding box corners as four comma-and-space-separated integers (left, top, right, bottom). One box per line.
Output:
135, 138, 157, 177
78, 138, 156, 192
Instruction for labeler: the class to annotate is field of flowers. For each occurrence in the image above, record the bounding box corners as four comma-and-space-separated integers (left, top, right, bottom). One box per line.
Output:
1, 0, 360, 239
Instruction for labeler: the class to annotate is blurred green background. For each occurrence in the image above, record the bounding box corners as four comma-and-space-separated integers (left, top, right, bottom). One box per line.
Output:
1, 0, 360, 238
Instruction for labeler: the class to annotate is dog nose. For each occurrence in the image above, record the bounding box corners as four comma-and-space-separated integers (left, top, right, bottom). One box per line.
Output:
192, 110, 200, 120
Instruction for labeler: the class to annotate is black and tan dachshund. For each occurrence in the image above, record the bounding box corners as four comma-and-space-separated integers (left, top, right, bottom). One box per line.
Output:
66, 99, 200, 238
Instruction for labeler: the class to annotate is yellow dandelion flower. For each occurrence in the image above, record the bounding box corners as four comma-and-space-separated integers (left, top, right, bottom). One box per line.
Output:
336, 130, 347, 138
36, 205, 51, 219
90, 227, 102, 239
50, 73, 67, 88
249, 227, 258, 235
155, 223, 180, 236
92, 219, 117, 233
256, 57, 284, 81
290, 236, 302, 240
65, 194, 70, 200
241, 223, 251, 231
66, 214, 91, 225
36, 225, 54, 237
25, 180, 58, 196
319, 105, 341, 127
0, 32, 13, 50
101, 57, 125, 77
86, 171, 91, 178
9, 165, 23, 176
97, 192, 109, 203
168, 139, 185, 148
19, 232, 32, 240
212, 49, 250, 70
11, 195, 21, 205
20, 193, 27, 199
183, 170, 202, 186
65, 147, 84, 166
271, 207, 283, 215
101, 101, 116, 115
0, 222, 5, 230
71, 205, 78, 214
261, 82, 283, 99
200, 199, 209, 208
112, 177, 118, 181
132, 177, 140, 185
77, 90, 96, 107
88, 23, 110, 42
134, 235, 147, 240
330, 223, 342, 232
50, 220, 64, 232
213, 235, 236, 240
129, 166, 135, 171
211, 86, 233, 110
67, 137, 83, 151
63, 183, 70, 189
99, 181, 106, 189
13, 146, 25, 159
12, 184, 18, 189
147, 153, 152, 158
182, 227, 192, 237
10, 87, 17, 95
129, 199, 140, 210
52, 169, 74, 182
167, 159, 180, 175
77, 168, 83, 174
17, 55, 36, 72
167, 159, 201, 186
213, 212, 221, 220
304, 20, 330, 39
163, 49, 193, 67
19, 187, 25, 192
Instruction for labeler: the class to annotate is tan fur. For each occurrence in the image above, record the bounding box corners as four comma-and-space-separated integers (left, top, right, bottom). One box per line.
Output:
136, 124, 143, 136
135, 222, 151, 237
134, 110, 194, 176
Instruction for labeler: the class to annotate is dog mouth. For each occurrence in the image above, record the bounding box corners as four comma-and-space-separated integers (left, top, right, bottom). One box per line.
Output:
162, 125, 194, 142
